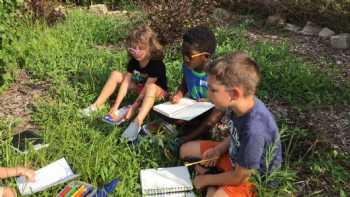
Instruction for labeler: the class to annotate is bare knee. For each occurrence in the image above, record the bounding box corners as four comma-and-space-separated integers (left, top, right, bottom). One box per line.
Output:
211, 187, 229, 197
144, 83, 158, 95
179, 143, 188, 160
179, 141, 201, 160
206, 187, 217, 197
110, 71, 123, 83
3, 187, 16, 197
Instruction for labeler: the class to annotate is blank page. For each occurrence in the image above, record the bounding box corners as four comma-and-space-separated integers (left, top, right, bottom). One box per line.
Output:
17, 158, 75, 195
171, 102, 214, 121
153, 98, 196, 117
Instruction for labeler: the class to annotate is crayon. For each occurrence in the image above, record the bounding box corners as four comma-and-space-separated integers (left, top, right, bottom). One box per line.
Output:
72, 185, 86, 197
65, 185, 78, 197
59, 185, 72, 197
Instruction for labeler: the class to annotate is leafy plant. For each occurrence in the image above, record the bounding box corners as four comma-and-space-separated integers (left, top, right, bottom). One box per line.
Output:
138, 0, 218, 45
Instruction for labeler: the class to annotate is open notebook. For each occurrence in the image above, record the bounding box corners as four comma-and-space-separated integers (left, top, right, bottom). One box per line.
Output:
140, 166, 194, 196
153, 98, 214, 121
16, 158, 78, 196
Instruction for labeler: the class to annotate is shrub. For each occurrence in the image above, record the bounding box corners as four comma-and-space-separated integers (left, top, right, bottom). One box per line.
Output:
138, 0, 218, 45
24, 0, 65, 25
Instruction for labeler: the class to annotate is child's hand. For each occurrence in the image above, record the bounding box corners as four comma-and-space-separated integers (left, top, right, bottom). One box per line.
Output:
193, 175, 209, 189
170, 94, 182, 104
17, 167, 35, 182
202, 148, 220, 167
196, 98, 207, 102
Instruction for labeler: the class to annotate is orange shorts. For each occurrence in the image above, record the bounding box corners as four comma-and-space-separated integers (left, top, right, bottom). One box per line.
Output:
200, 140, 256, 197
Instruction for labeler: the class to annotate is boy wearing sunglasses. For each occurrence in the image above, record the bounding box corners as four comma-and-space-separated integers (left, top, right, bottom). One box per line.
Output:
162, 26, 224, 156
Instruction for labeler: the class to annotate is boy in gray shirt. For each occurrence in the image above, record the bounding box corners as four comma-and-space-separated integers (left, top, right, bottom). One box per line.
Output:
180, 52, 282, 197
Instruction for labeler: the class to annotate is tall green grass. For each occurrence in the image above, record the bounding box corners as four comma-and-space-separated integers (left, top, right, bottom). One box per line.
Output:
1, 8, 349, 196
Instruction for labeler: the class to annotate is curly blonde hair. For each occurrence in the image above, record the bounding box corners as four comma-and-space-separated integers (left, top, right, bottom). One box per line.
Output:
126, 25, 164, 60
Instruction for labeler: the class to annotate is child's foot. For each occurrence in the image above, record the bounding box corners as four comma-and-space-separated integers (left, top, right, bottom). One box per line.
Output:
101, 115, 124, 126
121, 121, 141, 142
80, 104, 98, 117
162, 121, 178, 134
102, 106, 130, 126
195, 164, 209, 175
164, 138, 183, 159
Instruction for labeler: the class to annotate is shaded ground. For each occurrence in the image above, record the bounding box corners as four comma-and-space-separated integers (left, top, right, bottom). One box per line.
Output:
0, 71, 50, 134
247, 26, 350, 83
237, 15, 350, 196
238, 16, 350, 156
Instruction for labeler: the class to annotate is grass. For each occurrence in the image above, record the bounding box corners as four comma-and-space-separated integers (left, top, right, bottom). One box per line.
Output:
1, 7, 350, 197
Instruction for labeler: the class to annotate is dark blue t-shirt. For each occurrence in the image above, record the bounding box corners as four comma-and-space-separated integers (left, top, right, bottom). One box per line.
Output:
227, 98, 282, 174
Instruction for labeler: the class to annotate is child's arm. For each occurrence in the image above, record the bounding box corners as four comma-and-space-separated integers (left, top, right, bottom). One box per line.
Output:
110, 73, 132, 112
178, 109, 223, 143
0, 167, 35, 181
200, 137, 230, 167
193, 165, 253, 189
171, 76, 187, 103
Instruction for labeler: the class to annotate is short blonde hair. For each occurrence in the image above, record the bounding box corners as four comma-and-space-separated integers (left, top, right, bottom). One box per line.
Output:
126, 25, 163, 60
207, 52, 261, 96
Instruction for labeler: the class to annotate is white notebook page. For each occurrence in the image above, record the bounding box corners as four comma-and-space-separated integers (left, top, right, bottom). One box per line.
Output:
17, 158, 75, 195
141, 166, 193, 195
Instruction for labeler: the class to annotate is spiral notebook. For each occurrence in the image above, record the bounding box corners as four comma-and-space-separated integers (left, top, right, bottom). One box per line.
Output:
140, 166, 194, 196
16, 158, 78, 196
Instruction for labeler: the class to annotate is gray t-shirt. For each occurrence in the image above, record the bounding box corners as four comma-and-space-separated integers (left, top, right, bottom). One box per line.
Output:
227, 98, 282, 174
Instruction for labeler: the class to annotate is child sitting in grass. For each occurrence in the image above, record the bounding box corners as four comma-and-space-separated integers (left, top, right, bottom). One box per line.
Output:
0, 166, 35, 197
180, 52, 282, 197
81, 25, 168, 142
160, 26, 223, 155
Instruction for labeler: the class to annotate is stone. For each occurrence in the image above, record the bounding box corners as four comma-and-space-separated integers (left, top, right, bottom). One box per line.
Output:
336, 60, 343, 65
89, 4, 108, 15
318, 27, 335, 38
331, 33, 350, 49
299, 21, 322, 36
266, 14, 285, 26
284, 23, 301, 33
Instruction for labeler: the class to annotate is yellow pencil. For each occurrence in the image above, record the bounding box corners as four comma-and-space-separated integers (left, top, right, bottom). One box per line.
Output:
184, 157, 219, 167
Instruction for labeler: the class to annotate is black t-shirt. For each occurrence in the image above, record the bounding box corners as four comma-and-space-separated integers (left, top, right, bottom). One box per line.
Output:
127, 58, 168, 91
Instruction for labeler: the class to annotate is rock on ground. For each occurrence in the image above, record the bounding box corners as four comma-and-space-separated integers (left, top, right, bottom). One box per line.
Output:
331, 33, 350, 49
89, 4, 108, 15
300, 21, 322, 36
318, 27, 335, 39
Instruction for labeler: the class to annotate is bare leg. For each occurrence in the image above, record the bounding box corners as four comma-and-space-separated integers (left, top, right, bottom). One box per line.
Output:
133, 83, 164, 126
93, 71, 124, 108
179, 141, 202, 160
208, 187, 229, 197
206, 187, 217, 197
2, 187, 17, 197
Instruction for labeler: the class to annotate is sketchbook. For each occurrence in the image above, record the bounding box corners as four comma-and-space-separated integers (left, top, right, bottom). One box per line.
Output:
140, 166, 194, 196
16, 158, 78, 196
11, 130, 49, 154
153, 98, 214, 121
